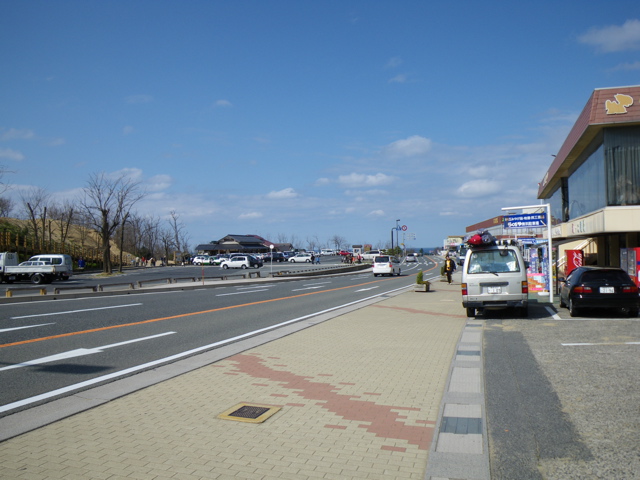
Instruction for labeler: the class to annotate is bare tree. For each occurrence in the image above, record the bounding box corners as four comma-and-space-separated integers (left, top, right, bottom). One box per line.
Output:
306, 234, 320, 252
168, 210, 186, 261
140, 214, 161, 261
159, 226, 175, 265
329, 235, 347, 251
48, 199, 76, 245
0, 197, 14, 217
79, 172, 145, 273
0, 164, 14, 196
19, 187, 50, 248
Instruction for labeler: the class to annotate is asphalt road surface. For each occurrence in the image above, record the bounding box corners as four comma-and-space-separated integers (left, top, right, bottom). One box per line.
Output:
0, 256, 437, 417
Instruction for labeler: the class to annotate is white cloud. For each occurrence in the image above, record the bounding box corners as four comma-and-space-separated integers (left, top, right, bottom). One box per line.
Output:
338, 172, 394, 188
345, 189, 388, 197
578, 19, 640, 52
107, 167, 144, 182
456, 179, 502, 198
125, 94, 154, 104
0, 128, 35, 141
48, 138, 65, 146
388, 74, 408, 83
467, 166, 490, 178
239, 211, 263, 220
315, 177, 330, 186
266, 187, 299, 199
367, 209, 385, 217
147, 174, 172, 192
0, 148, 25, 161
215, 99, 233, 107
382, 135, 432, 158
609, 60, 640, 71
123, 126, 134, 135
386, 57, 403, 68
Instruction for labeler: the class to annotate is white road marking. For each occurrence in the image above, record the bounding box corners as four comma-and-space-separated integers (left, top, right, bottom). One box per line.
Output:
355, 286, 380, 292
216, 289, 269, 296
561, 341, 640, 346
0, 323, 55, 333
0, 332, 176, 372
545, 306, 561, 320
10, 303, 143, 320
291, 286, 323, 291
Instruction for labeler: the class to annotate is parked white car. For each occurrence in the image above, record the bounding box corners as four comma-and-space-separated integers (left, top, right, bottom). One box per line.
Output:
289, 253, 313, 263
192, 255, 213, 265
372, 255, 401, 276
220, 256, 252, 269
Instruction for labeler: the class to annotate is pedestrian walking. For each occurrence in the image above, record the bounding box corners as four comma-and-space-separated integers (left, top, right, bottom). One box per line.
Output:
444, 254, 456, 284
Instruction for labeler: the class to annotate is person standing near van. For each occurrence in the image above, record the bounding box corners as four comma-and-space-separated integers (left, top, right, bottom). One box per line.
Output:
444, 255, 456, 284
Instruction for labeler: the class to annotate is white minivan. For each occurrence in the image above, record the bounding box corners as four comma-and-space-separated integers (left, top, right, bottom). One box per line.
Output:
461, 244, 529, 317
28, 254, 73, 280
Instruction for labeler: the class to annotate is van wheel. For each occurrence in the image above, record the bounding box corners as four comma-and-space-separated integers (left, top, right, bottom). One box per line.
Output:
31, 274, 45, 285
466, 307, 476, 317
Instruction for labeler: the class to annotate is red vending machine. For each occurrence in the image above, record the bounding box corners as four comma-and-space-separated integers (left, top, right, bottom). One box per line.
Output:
621, 248, 640, 287
565, 250, 583, 277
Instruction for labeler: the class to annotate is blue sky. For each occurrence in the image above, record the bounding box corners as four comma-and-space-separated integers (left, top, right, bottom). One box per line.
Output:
2, 1, 640, 251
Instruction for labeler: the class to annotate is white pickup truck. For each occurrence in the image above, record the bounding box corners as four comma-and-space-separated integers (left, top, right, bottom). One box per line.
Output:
0, 252, 73, 284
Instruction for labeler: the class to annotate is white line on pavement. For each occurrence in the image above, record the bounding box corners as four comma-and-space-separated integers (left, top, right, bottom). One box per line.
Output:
10, 304, 143, 320
0, 332, 176, 373
216, 289, 270, 296
0, 323, 55, 333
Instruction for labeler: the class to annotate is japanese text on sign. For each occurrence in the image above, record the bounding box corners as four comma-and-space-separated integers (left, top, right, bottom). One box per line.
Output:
503, 213, 547, 229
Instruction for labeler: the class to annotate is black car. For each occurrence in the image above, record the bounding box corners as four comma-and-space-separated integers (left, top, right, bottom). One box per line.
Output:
560, 266, 639, 317
263, 252, 286, 262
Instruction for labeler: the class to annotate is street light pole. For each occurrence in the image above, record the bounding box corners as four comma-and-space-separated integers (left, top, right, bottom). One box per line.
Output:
396, 219, 400, 255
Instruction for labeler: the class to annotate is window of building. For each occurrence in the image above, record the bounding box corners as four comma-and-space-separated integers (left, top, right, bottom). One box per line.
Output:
605, 127, 640, 206
567, 143, 606, 219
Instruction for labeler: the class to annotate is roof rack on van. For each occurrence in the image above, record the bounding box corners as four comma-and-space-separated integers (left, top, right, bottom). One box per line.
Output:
464, 230, 497, 248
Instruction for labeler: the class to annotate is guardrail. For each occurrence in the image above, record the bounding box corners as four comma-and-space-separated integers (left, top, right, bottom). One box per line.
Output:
0, 264, 364, 302
5, 287, 47, 298
53, 285, 99, 294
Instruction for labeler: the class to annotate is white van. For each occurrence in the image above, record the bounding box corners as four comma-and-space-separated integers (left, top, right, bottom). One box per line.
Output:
461, 244, 528, 317
28, 254, 73, 280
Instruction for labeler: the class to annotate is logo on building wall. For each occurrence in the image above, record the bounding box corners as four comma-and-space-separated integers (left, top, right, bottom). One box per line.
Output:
605, 93, 634, 114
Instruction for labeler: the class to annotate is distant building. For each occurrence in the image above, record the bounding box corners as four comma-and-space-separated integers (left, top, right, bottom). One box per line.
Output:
195, 234, 270, 255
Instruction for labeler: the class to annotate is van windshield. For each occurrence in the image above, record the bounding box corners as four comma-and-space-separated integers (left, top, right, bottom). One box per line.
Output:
467, 249, 520, 274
